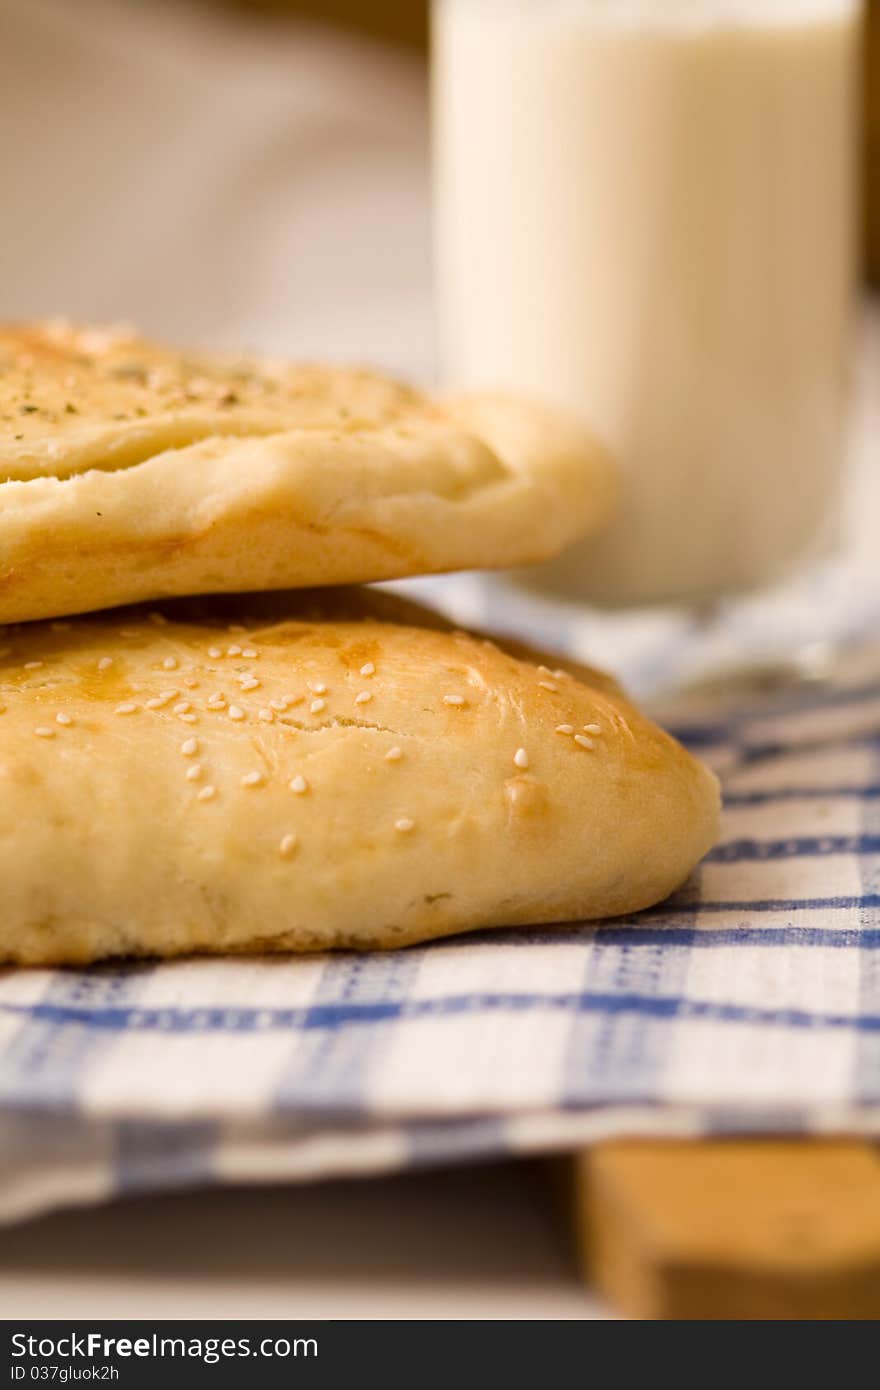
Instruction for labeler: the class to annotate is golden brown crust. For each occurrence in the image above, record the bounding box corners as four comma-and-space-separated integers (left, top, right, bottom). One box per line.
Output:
0, 322, 615, 623
0, 590, 719, 965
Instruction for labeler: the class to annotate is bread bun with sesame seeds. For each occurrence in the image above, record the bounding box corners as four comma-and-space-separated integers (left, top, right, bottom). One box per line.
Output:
0, 589, 718, 965
0, 320, 614, 624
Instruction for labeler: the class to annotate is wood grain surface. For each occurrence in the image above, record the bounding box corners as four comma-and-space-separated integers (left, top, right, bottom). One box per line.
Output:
572, 1139, 880, 1319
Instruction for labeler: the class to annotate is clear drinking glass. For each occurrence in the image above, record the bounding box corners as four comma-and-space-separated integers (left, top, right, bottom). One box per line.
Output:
432, 0, 863, 614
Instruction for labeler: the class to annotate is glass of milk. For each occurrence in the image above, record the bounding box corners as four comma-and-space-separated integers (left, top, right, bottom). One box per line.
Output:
432, 0, 863, 609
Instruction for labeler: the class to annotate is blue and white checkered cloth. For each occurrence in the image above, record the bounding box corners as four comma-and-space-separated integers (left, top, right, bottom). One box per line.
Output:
0, 313, 877, 1225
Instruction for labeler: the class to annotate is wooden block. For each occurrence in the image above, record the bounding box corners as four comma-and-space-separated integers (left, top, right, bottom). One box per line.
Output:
571, 1139, 880, 1319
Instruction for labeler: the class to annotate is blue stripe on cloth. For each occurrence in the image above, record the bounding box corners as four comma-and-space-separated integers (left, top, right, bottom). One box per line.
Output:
672, 728, 880, 762
270, 951, 421, 1113
723, 785, 880, 805
644, 895, 880, 915
436, 924, 880, 950
737, 737, 880, 764
666, 725, 735, 748
0, 964, 219, 1198
3, 988, 880, 1038
706, 835, 880, 862
0, 966, 152, 1108
0, 1112, 115, 1193
559, 866, 705, 1106
855, 741, 880, 1101
114, 1121, 218, 1196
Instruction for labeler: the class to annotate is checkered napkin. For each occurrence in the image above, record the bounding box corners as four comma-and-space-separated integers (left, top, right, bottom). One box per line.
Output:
2, 583, 880, 1225
1, 313, 877, 1225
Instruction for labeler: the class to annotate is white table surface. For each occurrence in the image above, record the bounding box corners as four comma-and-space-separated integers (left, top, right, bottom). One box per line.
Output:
1, 1161, 609, 1320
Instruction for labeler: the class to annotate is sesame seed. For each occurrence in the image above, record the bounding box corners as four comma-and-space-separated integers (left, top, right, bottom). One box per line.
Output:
145, 698, 163, 709
206, 697, 227, 710
443, 694, 466, 706
241, 648, 257, 659
55, 712, 72, 726
279, 833, 298, 858
310, 698, 326, 715
173, 701, 191, 715
289, 774, 309, 795
162, 657, 177, 671
555, 725, 575, 736
197, 785, 216, 802
574, 734, 594, 750
185, 764, 202, 781
115, 703, 138, 715
184, 678, 199, 690
394, 818, 415, 833
355, 691, 372, 705
538, 681, 558, 693
160, 689, 178, 701
514, 748, 529, 769
258, 708, 274, 722
269, 697, 289, 712
24, 661, 43, 670
33, 726, 55, 739
360, 662, 375, 677
207, 646, 222, 659
553, 669, 566, 680
97, 657, 113, 671
179, 713, 198, 724
239, 677, 260, 691
307, 680, 327, 695
583, 723, 602, 735
227, 645, 242, 657
385, 746, 403, 761
180, 737, 199, 757
241, 771, 264, 788
227, 705, 245, 721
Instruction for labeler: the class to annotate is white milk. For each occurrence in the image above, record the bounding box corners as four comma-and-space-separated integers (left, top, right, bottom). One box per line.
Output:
433, 0, 861, 606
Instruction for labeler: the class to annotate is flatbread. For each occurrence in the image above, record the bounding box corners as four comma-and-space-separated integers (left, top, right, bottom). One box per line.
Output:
0, 589, 719, 964
0, 321, 614, 623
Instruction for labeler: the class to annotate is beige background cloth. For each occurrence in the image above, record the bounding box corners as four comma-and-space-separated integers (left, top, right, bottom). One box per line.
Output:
0, 0, 433, 373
